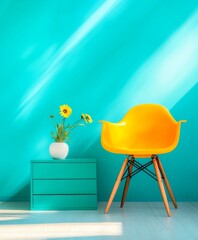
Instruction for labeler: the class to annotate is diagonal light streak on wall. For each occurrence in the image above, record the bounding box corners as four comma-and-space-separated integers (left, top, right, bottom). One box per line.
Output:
16, 0, 121, 120
107, 9, 198, 119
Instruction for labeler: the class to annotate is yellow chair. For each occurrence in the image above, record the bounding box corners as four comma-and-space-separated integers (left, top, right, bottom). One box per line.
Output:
99, 103, 186, 216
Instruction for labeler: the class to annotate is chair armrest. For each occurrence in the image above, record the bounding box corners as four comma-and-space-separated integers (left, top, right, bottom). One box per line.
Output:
179, 120, 187, 123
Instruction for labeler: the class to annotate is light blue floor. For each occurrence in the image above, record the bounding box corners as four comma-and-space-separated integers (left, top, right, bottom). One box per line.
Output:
0, 202, 198, 240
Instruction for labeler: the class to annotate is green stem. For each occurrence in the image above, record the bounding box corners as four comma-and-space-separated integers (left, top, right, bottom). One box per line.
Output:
65, 119, 83, 135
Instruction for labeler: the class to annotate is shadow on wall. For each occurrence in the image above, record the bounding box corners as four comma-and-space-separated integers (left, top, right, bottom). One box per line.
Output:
4, 184, 30, 202
9, 83, 198, 202
168, 83, 198, 201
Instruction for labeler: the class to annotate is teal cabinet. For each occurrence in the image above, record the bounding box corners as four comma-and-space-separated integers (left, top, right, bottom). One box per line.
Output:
31, 159, 97, 210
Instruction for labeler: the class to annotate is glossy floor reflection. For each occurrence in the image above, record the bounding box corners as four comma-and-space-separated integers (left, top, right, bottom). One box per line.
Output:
0, 202, 198, 240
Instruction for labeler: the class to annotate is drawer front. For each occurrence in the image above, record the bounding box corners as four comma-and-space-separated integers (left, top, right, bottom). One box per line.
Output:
33, 179, 97, 194
32, 195, 97, 210
32, 162, 96, 179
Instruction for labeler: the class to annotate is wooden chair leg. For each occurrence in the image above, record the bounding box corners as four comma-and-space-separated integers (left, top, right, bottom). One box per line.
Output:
157, 158, 178, 209
120, 158, 134, 208
152, 157, 171, 217
105, 157, 129, 214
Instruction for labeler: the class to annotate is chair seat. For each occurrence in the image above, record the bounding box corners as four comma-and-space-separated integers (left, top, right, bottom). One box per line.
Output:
100, 143, 176, 157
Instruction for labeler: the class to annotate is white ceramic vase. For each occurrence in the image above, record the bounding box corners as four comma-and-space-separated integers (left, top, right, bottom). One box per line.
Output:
49, 142, 69, 160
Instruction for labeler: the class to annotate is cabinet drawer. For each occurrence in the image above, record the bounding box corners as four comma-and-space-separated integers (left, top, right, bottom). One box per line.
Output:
33, 179, 97, 194
32, 162, 96, 179
32, 195, 97, 210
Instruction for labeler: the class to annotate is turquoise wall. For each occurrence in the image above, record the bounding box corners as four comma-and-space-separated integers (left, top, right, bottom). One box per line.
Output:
0, 0, 198, 202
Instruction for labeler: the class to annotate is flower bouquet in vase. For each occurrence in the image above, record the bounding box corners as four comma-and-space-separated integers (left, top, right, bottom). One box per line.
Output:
49, 104, 93, 160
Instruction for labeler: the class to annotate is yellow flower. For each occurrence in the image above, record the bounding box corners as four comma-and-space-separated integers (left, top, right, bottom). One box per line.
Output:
85, 114, 93, 123
60, 104, 72, 118
81, 113, 93, 123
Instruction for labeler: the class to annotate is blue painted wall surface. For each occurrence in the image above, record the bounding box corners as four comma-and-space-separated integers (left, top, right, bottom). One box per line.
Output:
0, 0, 198, 201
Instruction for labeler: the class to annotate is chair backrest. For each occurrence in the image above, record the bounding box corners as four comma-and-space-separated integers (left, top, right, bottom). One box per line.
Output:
120, 104, 178, 149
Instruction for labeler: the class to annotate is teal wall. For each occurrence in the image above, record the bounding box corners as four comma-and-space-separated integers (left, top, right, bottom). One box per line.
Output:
0, 0, 198, 202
